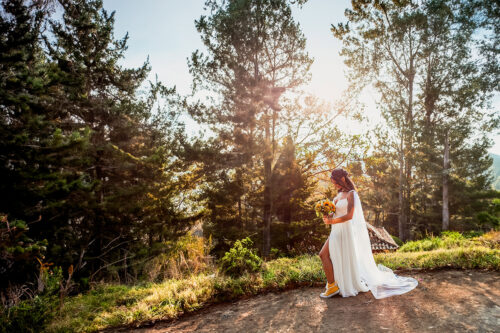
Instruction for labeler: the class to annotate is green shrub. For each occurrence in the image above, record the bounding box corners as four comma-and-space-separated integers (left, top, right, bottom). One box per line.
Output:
219, 237, 262, 277
0, 294, 57, 333
399, 231, 476, 252
399, 237, 442, 252
391, 235, 403, 246
270, 247, 286, 259
476, 211, 500, 228
475, 230, 500, 248
376, 247, 500, 270
0, 264, 63, 333
463, 230, 484, 238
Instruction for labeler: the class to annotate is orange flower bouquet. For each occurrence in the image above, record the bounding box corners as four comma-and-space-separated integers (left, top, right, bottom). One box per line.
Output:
314, 199, 336, 218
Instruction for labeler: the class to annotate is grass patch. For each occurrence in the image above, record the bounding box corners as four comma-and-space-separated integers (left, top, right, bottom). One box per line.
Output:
375, 246, 500, 270
45, 234, 500, 332
45, 254, 325, 333
398, 230, 499, 252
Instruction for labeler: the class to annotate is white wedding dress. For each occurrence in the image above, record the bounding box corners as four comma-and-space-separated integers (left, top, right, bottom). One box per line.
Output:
328, 189, 418, 299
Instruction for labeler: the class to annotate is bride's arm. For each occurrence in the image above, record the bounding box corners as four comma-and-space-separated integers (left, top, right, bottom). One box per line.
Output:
323, 191, 355, 225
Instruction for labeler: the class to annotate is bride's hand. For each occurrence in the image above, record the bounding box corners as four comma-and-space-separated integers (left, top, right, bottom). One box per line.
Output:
323, 215, 333, 225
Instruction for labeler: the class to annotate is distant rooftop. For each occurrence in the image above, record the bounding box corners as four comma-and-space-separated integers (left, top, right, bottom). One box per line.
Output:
366, 222, 399, 252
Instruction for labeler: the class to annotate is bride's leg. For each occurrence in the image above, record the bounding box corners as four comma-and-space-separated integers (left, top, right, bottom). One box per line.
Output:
319, 236, 335, 284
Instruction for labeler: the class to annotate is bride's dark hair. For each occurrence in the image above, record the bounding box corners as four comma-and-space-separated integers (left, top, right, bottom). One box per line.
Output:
330, 168, 356, 192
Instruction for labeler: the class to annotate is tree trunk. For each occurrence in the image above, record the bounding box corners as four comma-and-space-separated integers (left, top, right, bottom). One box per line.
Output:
442, 128, 450, 230
262, 113, 272, 258
398, 135, 406, 241
262, 161, 272, 258
238, 197, 242, 226
406, 59, 415, 240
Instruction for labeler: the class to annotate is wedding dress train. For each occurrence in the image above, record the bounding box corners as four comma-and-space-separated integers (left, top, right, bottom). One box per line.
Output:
328, 189, 418, 299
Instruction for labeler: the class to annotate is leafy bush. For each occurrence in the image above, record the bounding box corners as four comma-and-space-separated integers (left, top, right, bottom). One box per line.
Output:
476, 211, 500, 229
391, 235, 403, 246
399, 231, 474, 252
270, 247, 286, 259
398, 230, 500, 254
463, 230, 484, 238
0, 215, 48, 293
475, 230, 500, 249
376, 247, 500, 270
143, 231, 215, 282
0, 261, 64, 333
219, 237, 262, 277
0, 294, 56, 333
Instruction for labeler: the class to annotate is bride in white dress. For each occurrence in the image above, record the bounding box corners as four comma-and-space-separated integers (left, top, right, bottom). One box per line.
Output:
318, 168, 418, 299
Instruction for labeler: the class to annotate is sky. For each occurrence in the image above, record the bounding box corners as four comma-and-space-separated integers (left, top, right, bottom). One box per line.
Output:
101, 0, 499, 155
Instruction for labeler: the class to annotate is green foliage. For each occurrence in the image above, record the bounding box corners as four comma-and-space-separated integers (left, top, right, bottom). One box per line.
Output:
186, 0, 332, 259
0, 263, 62, 333
399, 231, 463, 252
391, 235, 403, 246
270, 247, 286, 259
0, 294, 57, 333
473, 230, 500, 249
375, 247, 500, 271
219, 237, 263, 277
333, 0, 500, 240
45, 254, 323, 332
271, 216, 328, 257
0, 0, 70, 289
0, 215, 48, 282
398, 230, 499, 252
476, 211, 500, 229
0, 0, 195, 296
142, 231, 215, 282
41, 265, 64, 296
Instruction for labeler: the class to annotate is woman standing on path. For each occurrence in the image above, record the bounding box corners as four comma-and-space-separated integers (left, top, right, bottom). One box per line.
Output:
318, 168, 418, 299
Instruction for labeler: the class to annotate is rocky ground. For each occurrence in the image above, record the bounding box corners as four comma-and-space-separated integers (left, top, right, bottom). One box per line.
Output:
109, 269, 500, 333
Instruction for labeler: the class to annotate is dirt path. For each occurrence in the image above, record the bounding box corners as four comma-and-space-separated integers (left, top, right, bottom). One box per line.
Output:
111, 270, 500, 333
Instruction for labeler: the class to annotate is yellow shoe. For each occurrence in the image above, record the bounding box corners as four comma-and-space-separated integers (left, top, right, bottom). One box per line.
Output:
320, 281, 339, 298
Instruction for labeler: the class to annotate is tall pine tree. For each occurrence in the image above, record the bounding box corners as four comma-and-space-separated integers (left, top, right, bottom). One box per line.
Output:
188, 0, 313, 257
